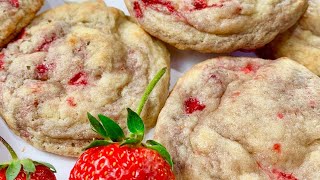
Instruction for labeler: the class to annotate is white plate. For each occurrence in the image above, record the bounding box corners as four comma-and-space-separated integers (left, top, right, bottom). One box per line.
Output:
0, 1, 255, 179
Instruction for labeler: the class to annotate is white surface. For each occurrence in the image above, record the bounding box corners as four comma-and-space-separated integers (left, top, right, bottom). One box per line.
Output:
0, 1, 256, 179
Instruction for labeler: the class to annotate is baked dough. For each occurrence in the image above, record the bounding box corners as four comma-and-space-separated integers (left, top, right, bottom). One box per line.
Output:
125, 0, 307, 53
155, 57, 320, 179
0, 1, 170, 157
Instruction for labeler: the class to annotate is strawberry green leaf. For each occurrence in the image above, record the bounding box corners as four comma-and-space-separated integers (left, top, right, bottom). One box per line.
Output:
34, 161, 56, 173
6, 161, 21, 180
20, 159, 35, 173
87, 113, 107, 138
145, 140, 173, 168
83, 140, 111, 150
127, 108, 144, 136
98, 114, 125, 142
120, 138, 140, 146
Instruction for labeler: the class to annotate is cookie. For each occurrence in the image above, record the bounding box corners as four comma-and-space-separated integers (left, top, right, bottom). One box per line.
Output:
154, 57, 320, 179
0, 1, 170, 157
258, 0, 320, 75
0, 0, 44, 48
124, 0, 307, 53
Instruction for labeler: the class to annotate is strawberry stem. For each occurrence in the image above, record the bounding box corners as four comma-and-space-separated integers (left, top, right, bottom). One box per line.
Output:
137, 67, 167, 115
0, 136, 18, 160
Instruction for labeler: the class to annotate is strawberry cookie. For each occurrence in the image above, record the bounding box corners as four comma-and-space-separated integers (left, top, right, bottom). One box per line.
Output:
259, 0, 320, 75
0, 1, 170, 157
125, 0, 307, 53
0, 0, 44, 48
155, 57, 320, 179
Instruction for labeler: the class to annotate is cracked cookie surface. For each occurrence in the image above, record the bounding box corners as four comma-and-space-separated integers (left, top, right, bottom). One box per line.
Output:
154, 57, 320, 179
0, 1, 170, 157
125, 0, 307, 53
0, 0, 44, 48
260, 0, 320, 76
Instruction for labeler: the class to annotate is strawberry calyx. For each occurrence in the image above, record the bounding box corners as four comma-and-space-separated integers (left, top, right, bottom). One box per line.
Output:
0, 136, 56, 180
85, 68, 173, 168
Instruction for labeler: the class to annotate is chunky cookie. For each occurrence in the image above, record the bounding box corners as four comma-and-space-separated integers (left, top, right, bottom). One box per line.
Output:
0, 1, 170, 157
154, 57, 320, 179
259, 0, 320, 75
0, 0, 44, 48
125, 0, 307, 53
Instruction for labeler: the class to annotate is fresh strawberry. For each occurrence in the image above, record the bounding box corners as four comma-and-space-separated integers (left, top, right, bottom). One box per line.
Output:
69, 68, 175, 180
0, 165, 56, 180
0, 136, 56, 180
70, 144, 174, 179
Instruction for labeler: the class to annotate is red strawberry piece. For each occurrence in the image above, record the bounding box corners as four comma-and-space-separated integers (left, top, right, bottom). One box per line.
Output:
70, 144, 174, 180
36, 64, 48, 74
184, 97, 206, 114
257, 163, 298, 180
273, 143, 281, 154
35, 64, 49, 80
141, 0, 176, 13
67, 97, 77, 107
0, 53, 5, 70
9, 0, 19, 8
68, 72, 88, 86
193, 0, 208, 10
192, 0, 224, 10
0, 136, 56, 180
272, 169, 298, 180
241, 63, 254, 74
69, 68, 174, 180
133, 1, 143, 18
277, 113, 284, 119
36, 35, 57, 52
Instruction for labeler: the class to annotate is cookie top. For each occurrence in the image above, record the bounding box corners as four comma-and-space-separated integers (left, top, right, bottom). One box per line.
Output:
125, 0, 307, 53
0, 1, 170, 157
154, 57, 320, 179
0, 0, 44, 48
260, 0, 320, 75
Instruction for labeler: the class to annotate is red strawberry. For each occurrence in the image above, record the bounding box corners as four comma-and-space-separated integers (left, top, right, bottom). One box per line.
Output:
69, 68, 175, 180
0, 165, 56, 180
70, 144, 174, 179
0, 137, 56, 180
